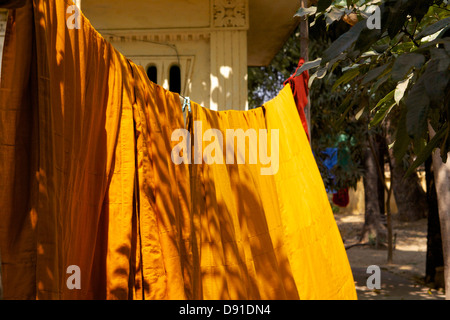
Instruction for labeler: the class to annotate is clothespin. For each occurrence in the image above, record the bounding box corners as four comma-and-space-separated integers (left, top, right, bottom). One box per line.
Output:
182, 96, 191, 113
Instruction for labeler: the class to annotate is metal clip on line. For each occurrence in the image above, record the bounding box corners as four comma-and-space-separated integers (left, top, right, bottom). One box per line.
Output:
182, 96, 191, 113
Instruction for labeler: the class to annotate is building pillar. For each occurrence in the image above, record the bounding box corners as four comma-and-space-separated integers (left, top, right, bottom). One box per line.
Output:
210, 0, 249, 111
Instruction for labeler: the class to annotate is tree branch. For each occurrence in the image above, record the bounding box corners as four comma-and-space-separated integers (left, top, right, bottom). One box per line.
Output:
345, 242, 370, 250
402, 27, 420, 48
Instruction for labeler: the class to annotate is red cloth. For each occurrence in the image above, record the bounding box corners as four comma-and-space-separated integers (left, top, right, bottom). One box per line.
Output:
332, 188, 350, 208
283, 58, 310, 141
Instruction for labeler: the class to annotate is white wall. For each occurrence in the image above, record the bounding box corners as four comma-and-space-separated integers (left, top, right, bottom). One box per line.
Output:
83, 0, 250, 111
111, 37, 211, 108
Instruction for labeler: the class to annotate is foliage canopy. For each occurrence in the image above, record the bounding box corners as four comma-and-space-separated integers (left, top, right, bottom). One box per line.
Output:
297, 0, 450, 175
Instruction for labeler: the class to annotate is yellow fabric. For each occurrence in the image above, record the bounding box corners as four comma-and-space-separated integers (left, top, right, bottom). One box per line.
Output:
264, 86, 357, 299
188, 104, 298, 299
0, 0, 356, 300
187, 87, 356, 300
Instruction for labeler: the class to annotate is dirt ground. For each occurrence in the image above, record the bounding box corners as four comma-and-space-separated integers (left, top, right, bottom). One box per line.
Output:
334, 212, 446, 300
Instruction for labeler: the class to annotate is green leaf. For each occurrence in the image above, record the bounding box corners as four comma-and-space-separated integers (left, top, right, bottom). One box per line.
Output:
370, 102, 396, 127
413, 137, 427, 158
415, 38, 450, 53
326, 7, 345, 26
308, 67, 328, 88
322, 20, 367, 63
316, 66, 328, 79
370, 73, 391, 93
328, 53, 348, 73
416, 16, 450, 39
317, 0, 333, 12
393, 109, 410, 162
445, 41, 450, 56
294, 6, 317, 18
294, 58, 322, 77
394, 73, 413, 105
407, 0, 432, 24
405, 124, 449, 177
394, 73, 414, 105
335, 93, 360, 127
405, 78, 430, 139
391, 41, 415, 55
387, 0, 413, 39
391, 53, 425, 81
332, 67, 360, 91
362, 64, 390, 85
373, 44, 389, 53
355, 105, 366, 120
423, 48, 450, 104
337, 93, 354, 114
355, 28, 384, 57
372, 90, 395, 112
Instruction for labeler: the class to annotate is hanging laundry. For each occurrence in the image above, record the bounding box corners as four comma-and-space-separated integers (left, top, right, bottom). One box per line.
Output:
263, 86, 355, 299
0, 0, 356, 300
188, 85, 356, 300
283, 57, 310, 141
323, 134, 353, 208
322, 147, 339, 190
187, 102, 298, 299
0, 0, 191, 300
333, 188, 350, 208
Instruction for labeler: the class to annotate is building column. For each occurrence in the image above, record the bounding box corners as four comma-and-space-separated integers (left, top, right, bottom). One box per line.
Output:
210, 0, 249, 111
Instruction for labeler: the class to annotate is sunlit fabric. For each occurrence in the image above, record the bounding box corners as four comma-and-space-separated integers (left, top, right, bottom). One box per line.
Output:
0, 0, 356, 300
264, 87, 356, 299
188, 103, 299, 299
188, 86, 356, 300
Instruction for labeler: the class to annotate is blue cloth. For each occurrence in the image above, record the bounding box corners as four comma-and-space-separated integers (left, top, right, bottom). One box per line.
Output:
322, 147, 338, 171
322, 147, 338, 192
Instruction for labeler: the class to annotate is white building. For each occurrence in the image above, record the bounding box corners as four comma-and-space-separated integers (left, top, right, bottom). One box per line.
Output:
0, 0, 301, 110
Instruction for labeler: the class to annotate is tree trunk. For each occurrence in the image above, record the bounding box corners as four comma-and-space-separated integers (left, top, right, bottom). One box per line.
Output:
299, 0, 311, 139
431, 152, 450, 299
361, 145, 387, 246
425, 156, 444, 288
376, 134, 386, 216
429, 124, 450, 300
387, 150, 428, 222
369, 130, 393, 262
390, 161, 428, 221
